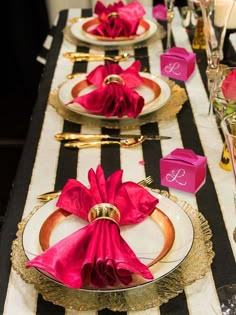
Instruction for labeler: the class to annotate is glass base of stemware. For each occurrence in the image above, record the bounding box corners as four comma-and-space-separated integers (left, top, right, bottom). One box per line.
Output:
212, 284, 236, 315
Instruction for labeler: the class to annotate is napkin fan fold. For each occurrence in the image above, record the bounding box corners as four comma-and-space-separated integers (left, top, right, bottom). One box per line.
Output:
26, 165, 158, 289
68, 61, 145, 118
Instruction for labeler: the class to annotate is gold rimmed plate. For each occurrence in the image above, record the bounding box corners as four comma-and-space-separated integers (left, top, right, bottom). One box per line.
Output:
58, 72, 171, 120
22, 190, 194, 292
81, 17, 150, 41
70, 17, 158, 46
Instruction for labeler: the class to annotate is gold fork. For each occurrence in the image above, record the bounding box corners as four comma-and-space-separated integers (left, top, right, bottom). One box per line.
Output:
37, 175, 154, 202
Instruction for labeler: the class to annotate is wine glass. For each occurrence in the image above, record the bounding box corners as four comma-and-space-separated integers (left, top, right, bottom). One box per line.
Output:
210, 66, 236, 170
164, 0, 175, 50
214, 113, 236, 314
197, 0, 236, 87
191, 0, 236, 128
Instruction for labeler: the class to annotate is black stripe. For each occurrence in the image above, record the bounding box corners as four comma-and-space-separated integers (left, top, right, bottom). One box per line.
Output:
101, 127, 121, 178
50, 24, 57, 36
0, 7, 68, 315
54, 121, 81, 191
222, 29, 236, 66
38, 45, 49, 61
134, 46, 150, 72
98, 310, 126, 315
160, 292, 190, 314
81, 8, 93, 17
141, 123, 163, 188
36, 294, 64, 315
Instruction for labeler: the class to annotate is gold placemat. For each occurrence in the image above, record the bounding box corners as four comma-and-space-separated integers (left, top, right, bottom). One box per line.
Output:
63, 20, 167, 51
48, 78, 187, 130
11, 190, 214, 312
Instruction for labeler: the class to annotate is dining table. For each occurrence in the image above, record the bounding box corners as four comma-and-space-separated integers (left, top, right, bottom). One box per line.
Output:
0, 4, 236, 315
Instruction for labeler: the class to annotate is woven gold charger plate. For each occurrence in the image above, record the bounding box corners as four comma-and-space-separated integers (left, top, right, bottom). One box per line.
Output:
11, 190, 214, 312
48, 78, 187, 130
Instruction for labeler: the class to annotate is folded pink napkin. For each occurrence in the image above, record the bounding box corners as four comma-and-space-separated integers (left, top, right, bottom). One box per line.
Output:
26, 165, 158, 289
68, 61, 145, 118
89, 0, 145, 38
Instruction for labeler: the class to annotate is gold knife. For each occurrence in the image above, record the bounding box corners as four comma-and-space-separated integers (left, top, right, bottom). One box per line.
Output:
63, 52, 131, 62
54, 133, 171, 141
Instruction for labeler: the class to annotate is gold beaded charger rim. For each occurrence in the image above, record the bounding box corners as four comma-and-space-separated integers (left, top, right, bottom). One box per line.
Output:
48, 78, 187, 130
11, 190, 214, 312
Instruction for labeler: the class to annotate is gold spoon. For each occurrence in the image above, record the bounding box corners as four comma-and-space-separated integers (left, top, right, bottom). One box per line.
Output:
37, 175, 154, 202
64, 136, 146, 149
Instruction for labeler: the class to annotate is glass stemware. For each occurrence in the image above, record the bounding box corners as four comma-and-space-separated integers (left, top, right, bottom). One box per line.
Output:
191, 0, 236, 128
216, 113, 236, 314
221, 113, 236, 239
164, 0, 176, 50
211, 66, 236, 170
197, 0, 236, 89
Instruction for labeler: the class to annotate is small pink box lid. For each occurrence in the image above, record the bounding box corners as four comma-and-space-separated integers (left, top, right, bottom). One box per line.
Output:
163, 47, 195, 61
163, 148, 204, 165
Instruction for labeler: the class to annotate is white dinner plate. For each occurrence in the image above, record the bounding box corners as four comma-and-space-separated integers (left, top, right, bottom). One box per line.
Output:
70, 17, 158, 47
22, 190, 194, 292
58, 72, 171, 120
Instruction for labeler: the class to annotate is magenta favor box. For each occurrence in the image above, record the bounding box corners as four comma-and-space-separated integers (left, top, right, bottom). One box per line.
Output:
160, 148, 207, 193
160, 47, 196, 81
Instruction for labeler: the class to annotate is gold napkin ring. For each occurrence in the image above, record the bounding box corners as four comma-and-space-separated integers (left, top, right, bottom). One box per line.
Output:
107, 12, 120, 19
103, 74, 125, 85
88, 203, 120, 224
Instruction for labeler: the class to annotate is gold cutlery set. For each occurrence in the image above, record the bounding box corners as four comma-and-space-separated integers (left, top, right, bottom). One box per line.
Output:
54, 133, 171, 149
63, 51, 149, 78
63, 52, 132, 63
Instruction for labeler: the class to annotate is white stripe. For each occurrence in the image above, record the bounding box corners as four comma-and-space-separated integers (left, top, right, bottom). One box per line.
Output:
65, 310, 97, 315
185, 272, 221, 315
44, 34, 53, 49
3, 272, 37, 315
77, 125, 101, 184
230, 32, 236, 51
128, 306, 160, 315
36, 56, 46, 65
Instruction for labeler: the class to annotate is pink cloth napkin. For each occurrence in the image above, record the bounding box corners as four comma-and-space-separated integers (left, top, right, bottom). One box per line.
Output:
68, 61, 145, 118
89, 0, 146, 38
26, 165, 158, 289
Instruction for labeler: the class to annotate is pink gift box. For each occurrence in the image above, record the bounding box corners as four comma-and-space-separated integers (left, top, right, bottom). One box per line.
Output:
160, 148, 207, 193
160, 47, 196, 81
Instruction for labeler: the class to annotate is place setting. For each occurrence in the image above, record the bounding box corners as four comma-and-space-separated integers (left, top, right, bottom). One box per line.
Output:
11, 165, 215, 311
48, 59, 188, 129
63, 0, 166, 50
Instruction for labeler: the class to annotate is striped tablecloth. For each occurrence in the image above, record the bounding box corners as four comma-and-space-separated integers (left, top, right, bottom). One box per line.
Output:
0, 7, 236, 315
